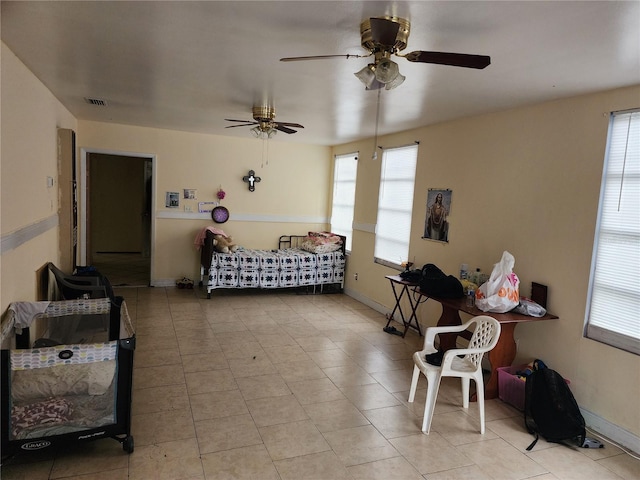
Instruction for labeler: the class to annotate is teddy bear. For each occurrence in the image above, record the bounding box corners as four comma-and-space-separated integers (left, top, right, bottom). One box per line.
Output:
212, 234, 238, 254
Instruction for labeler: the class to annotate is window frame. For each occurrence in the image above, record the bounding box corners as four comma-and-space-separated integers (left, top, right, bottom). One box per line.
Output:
330, 152, 358, 252
584, 109, 640, 355
373, 144, 418, 269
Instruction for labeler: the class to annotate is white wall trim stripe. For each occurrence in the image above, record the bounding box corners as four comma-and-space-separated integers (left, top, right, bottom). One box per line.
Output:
0, 214, 58, 255
156, 211, 328, 223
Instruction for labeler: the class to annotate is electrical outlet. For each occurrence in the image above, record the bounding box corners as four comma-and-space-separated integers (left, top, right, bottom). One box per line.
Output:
354, 273, 358, 281
184, 205, 192, 212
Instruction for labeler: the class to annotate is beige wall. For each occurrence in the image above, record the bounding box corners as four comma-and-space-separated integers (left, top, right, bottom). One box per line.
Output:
2, 38, 638, 448
77, 121, 332, 283
0, 42, 77, 312
335, 85, 640, 442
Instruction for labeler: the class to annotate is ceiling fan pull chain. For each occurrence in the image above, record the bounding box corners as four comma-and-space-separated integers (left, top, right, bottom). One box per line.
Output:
372, 87, 381, 160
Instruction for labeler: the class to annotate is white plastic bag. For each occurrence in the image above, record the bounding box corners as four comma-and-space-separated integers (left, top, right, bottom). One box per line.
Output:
476, 251, 520, 313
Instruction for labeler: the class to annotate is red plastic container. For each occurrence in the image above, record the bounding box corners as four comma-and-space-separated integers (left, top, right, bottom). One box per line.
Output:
497, 364, 570, 411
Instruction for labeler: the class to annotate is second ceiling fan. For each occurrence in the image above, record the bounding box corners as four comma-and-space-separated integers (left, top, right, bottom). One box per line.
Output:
281, 16, 491, 90
225, 106, 304, 138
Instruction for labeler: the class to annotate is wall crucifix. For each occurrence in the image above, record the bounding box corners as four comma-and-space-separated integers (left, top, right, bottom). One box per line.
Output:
242, 170, 261, 192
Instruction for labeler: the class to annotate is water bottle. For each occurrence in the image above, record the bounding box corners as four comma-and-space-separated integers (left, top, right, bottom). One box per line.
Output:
467, 288, 476, 307
460, 264, 469, 280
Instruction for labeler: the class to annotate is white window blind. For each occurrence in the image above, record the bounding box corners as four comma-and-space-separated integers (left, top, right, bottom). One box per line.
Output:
374, 144, 418, 266
330, 152, 357, 251
585, 109, 640, 355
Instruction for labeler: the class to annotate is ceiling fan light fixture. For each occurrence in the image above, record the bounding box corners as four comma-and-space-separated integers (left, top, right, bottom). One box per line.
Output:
374, 57, 400, 84
354, 64, 377, 89
267, 127, 277, 139
384, 72, 405, 90
250, 126, 262, 138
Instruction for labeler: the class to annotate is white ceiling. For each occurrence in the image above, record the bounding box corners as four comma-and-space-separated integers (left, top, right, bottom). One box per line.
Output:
2, 1, 639, 146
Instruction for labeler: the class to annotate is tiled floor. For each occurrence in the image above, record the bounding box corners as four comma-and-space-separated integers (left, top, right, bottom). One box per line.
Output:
2, 286, 639, 480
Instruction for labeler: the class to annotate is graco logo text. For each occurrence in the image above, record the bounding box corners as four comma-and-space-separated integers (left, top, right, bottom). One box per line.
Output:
21, 440, 51, 450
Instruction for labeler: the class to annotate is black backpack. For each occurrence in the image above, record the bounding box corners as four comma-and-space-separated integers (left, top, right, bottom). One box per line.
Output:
524, 366, 586, 450
419, 264, 464, 298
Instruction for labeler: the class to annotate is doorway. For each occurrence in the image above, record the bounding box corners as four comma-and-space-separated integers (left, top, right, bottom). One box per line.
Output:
81, 150, 154, 287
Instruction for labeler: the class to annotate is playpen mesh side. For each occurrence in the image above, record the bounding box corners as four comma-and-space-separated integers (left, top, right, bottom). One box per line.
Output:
9, 342, 118, 440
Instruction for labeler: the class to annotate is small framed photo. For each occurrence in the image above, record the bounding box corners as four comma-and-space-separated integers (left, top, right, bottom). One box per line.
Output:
184, 189, 197, 199
166, 192, 179, 208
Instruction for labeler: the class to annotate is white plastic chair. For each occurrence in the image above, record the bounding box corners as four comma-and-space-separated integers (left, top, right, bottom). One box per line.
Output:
408, 315, 501, 434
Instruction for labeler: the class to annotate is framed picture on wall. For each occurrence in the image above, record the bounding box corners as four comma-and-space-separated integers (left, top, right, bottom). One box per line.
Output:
423, 188, 452, 243
165, 192, 179, 208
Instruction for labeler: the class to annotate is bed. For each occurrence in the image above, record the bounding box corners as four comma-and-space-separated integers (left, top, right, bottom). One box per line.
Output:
199, 230, 346, 298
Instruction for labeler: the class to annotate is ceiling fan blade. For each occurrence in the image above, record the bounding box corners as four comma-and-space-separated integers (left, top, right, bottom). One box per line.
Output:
280, 54, 366, 62
274, 125, 297, 134
225, 124, 256, 129
369, 17, 400, 47
276, 122, 304, 129
404, 51, 491, 69
225, 118, 257, 123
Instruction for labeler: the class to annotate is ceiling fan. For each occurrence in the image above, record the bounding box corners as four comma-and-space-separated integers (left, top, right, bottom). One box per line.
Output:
225, 106, 304, 138
281, 16, 491, 90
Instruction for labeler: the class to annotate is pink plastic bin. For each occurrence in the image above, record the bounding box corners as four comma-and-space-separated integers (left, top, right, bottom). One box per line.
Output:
497, 364, 570, 411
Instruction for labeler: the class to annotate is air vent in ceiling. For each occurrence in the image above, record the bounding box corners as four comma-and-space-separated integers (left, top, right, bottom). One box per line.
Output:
84, 97, 108, 106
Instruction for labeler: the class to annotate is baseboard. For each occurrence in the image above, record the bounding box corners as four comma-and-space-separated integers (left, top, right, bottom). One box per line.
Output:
152, 279, 177, 288
581, 408, 640, 455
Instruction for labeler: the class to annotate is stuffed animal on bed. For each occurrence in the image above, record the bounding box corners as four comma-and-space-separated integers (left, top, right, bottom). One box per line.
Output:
212, 234, 238, 254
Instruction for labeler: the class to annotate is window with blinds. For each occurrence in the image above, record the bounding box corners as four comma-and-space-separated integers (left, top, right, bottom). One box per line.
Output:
585, 109, 640, 355
374, 144, 418, 267
330, 152, 357, 252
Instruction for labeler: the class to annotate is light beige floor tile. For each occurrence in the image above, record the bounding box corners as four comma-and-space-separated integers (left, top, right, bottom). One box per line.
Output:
275, 358, 327, 382
371, 368, 415, 393
351, 351, 408, 373
333, 339, 377, 357
177, 337, 223, 355
295, 335, 339, 352
323, 364, 377, 388
190, 389, 248, 421
263, 344, 310, 364
347, 455, 423, 480
200, 443, 280, 480
527, 444, 626, 480
246, 394, 309, 427
274, 450, 353, 480
1, 459, 55, 480
389, 432, 473, 474
322, 425, 400, 467
254, 331, 299, 348
288, 377, 346, 405
303, 398, 370, 433
340, 383, 402, 411
486, 415, 558, 453
236, 373, 292, 400
306, 348, 356, 368
426, 465, 495, 480
184, 368, 237, 395
363, 405, 423, 439
181, 351, 229, 372
457, 437, 549, 480
134, 345, 182, 368
195, 413, 263, 454
431, 409, 499, 444
281, 321, 322, 338
596, 453, 640, 479
49, 440, 129, 479
220, 341, 265, 359
214, 330, 258, 346
128, 438, 204, 480
259, 419, 331, 461
132, 407, 196, 446
133, 364, 185, 390
228, 355, 279, 378
131, 383, 191, 415
209, 320, 248, 334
